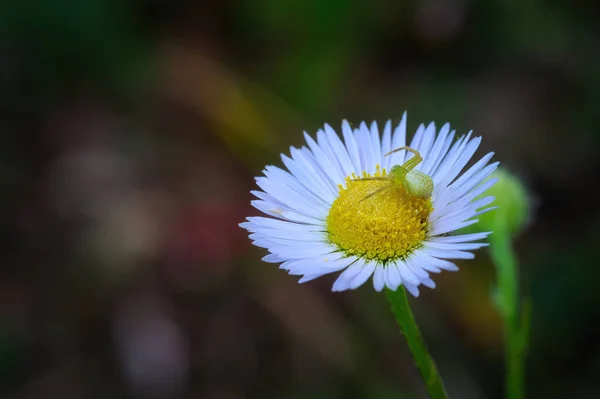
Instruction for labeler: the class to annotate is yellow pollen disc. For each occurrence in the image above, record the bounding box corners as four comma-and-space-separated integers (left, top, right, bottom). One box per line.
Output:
326, 165, 433, 262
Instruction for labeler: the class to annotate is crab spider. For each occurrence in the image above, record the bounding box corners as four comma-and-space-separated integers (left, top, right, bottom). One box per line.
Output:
354, 146, 434, 201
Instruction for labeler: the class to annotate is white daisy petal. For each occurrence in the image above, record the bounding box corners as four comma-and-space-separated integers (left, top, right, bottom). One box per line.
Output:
243, 113, 497, 294
369, 121, 382, 167
389, 113, 407, 167
433, 180, 498, 223
427, 232, 491, 243
424, 241, 489, 251
251, 239, 272, 249
415, 122, 436, 168
332, 258, 366, 292
250, 190, 299, 215
436, 195, 496, 224
421, 123, 450, 175
412, 251, 459, 272
381, 120, 392, 170
421, 277, 436, 289
296, 260, 358, 283
262, 254, 285, 263
449, 163, 500, 203
341, 120, 362, 174
303, 132, 346, 183
282, 152, 336, 202
251, 228, 325, 242
427, 129, 456, 178
404, 256, 430, 279
409, 123, 426, 152
385, 264, 403, 290
299, 272, 346, 284
429, 219, 479, 236
473, 206, 498, 217
251, 200, 321, 225
357, 122, 375, 174
271, 242, 337, 259
318, 255, 358, 272
286, 148, 332, 191
244, 216, 322, 232
433, 196, 495, 227
372, 265, 386, 292
395, 259, 421, 285
297, 147, 343, 194
315, 128, 338, 166
430, 134, 468, 184
450, 152, 496, 190
422, 247, 475, 260
349, 260, 377, 290
284, 254, 355, 276
454, 178, 499, 206
250, 188, 290, 208
324, 124, 356, 178
254, 178, 325, 218
439, 136, 482, 187
254, 235, 329, 248
409, 252, 440, 273
239, 221, 255, 231
297, 274, 322, 283
403, 282, 421, 297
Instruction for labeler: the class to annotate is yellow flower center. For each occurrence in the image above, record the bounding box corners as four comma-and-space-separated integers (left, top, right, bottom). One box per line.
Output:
326, 165, 433, 262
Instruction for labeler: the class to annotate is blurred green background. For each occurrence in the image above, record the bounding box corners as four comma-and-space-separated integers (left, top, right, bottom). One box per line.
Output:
1, 1, 599, 398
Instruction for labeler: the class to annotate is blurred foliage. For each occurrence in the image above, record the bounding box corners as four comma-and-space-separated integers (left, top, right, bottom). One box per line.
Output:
1, 0, 600, 398
0, 0, 151, 101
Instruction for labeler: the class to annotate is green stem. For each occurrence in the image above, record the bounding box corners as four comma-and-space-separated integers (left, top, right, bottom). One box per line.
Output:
385, 287, 448, 399
489, 228, 528, 399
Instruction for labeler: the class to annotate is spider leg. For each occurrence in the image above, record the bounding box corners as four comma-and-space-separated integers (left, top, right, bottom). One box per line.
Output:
352, 177, 391, 182
360, 185, 392, 202
384, 146, 420, 158
384, 146, 423, 171
401, 155, 422, 171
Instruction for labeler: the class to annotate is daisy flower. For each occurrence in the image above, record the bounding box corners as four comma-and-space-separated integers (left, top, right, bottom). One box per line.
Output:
240, 112, 498, 296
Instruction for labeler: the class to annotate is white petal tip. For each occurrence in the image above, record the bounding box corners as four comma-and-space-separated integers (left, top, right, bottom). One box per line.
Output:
331, 285, 346, 293
298, 275, 315, 284
405, 285, 420, 297
421, 278, 436, 289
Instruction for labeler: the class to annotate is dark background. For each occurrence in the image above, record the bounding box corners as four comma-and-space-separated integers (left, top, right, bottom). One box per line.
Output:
1, 1, 599, 398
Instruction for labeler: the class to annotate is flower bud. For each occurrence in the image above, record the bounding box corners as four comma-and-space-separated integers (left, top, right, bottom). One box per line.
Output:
478, 169, 531, 237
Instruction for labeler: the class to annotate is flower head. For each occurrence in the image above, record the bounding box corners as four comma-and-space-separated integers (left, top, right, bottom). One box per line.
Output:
240, 113, 498, 296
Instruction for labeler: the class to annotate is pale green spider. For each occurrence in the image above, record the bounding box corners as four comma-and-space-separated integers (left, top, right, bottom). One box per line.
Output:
354, 146, 434, 201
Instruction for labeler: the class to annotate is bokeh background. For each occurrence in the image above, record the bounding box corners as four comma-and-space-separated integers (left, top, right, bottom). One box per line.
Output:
1, 1, 599, 398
